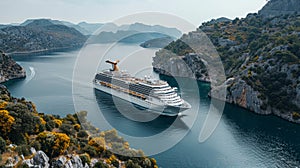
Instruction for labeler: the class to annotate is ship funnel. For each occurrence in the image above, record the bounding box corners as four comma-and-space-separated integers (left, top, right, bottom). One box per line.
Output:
105, 60, 120, 71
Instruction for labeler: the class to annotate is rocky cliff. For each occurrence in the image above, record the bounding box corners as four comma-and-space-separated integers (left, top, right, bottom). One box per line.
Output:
153, 13, 300, 123
259, 0, 300, 18
0, 51, 26, 83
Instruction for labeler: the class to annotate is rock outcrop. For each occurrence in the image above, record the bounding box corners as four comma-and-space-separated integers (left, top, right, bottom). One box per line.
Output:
0, 51, 26, 83
259, 0, 300, 18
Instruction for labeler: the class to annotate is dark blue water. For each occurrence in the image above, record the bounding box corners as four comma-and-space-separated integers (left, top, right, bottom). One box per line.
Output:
4, 45, 300, 167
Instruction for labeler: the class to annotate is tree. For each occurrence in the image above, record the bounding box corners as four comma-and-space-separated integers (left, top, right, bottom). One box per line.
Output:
37, 132, 70, 157
0, 110, 15, 136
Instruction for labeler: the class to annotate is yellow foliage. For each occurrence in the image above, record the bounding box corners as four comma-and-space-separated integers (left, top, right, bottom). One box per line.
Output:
53, 119, 62, 127
73, 124, 80, 130
40, 117, 46, 125
124, 141, 129, 149
37, 131, 70, 156
0, 110, 15, 135
100, 132, 105, 137
109, 154, 117, 161
105, 159, 111, 164
88, 137, 106, 152
0, 101, 8, 109
150, 158, 157, 165
53, 132, 70, 155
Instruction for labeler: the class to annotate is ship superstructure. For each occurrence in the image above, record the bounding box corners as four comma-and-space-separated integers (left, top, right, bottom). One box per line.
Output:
93, 60, 191, 116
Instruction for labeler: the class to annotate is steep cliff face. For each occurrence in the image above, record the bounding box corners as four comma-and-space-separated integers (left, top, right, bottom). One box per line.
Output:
0, 51, 26, 83
259, 0, 300, 17
153, 13, 300, 123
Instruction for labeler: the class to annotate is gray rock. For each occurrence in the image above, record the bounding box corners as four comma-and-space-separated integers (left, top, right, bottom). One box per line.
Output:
33, 150, 50, 168
30, 147, 37, 154
90, 158, 99, 167
5, 157, 15, 167
71, 155, 84, 168
218, 38, 237, 47
259, 0, 300, 18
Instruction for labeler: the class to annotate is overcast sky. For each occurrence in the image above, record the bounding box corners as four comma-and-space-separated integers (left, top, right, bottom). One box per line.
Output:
1, 0, 267, 26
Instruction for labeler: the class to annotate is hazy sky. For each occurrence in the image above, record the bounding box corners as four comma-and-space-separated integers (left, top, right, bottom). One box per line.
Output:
1, 0, 267, 26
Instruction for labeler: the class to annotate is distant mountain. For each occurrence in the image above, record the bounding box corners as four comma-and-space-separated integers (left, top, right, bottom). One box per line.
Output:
78, 22, 104, 34
0, 19, 87, 54
140, 36, 174, 48
20, 19, 91, 35
259, 0, 300, 18
88, 30, 170, 44
126, 23, 182, 38
88, 22, 181, 44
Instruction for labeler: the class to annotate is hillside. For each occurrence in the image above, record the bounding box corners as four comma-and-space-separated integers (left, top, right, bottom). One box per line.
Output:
0, 19, 87, 54
87, 22, 182, 44
153, 13, 300, 123
259, 0, 300, 18
0, 51, 26, 83
88, 30, 171, 44
0, 85, 158, 168
140, 36, 174, 48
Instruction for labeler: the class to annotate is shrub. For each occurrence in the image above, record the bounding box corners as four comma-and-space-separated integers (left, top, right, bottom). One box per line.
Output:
77, 130, 89, 138
59, 124, 76, 136
292, 112, 300, 120
82, 145, 97, 157
93, 161, 109, 168
125, 160, 142, 168
79, 153, 91, 167
16, 145, 30, 156
37, 132, 70, 157
30, 141, 41, 151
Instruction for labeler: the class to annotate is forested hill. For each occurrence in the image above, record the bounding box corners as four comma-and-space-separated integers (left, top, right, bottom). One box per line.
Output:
0, 19, 87, 54
153, 12, 300, 123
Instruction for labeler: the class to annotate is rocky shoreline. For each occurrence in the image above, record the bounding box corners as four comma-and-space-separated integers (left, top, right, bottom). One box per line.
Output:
0, 51, 26, 83
7, 45, 83, 56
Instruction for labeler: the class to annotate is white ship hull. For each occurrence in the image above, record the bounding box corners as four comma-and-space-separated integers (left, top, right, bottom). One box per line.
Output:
94, 82, 189, 116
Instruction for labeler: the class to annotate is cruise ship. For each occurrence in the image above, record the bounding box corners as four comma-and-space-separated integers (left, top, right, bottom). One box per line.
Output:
93, 60, 191, 116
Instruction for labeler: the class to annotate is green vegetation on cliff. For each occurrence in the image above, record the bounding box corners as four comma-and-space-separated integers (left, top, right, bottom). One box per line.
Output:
154, 12, 300, 122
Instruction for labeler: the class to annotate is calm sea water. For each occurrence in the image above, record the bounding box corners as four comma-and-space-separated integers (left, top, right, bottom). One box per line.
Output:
4, 44, 300, 167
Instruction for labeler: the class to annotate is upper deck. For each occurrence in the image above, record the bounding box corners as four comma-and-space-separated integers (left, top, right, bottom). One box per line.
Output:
100, 70, 169, 88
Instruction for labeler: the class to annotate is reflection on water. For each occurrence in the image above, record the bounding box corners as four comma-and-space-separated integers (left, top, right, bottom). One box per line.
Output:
94, 89, 190, 137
